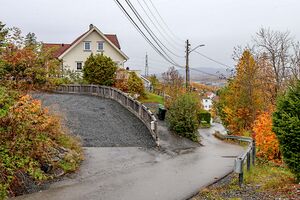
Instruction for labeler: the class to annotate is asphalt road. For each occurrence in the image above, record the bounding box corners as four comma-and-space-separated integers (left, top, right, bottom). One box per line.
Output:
14, 93, 244, 200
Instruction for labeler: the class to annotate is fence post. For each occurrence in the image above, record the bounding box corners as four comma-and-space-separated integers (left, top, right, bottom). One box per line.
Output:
235, 158, 243, 187
247, 151, 251, 171
252, 140, 256, 166
239, 170, 243, 187
138, 102, 142, 117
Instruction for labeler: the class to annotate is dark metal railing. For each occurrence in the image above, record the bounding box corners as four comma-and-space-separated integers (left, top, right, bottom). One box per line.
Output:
54, 84, 159, 146
215, 132, 256, 186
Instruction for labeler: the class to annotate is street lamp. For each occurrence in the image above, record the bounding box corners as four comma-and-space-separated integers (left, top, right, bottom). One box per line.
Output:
185, 40, 205, 89
189, 44, 205, 54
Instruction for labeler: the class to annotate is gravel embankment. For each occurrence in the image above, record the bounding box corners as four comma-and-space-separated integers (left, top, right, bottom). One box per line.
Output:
32, 93, 156, 148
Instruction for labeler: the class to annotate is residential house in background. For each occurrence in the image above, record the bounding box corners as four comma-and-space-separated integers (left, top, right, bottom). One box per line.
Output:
43, 24, 128, 72
202, 92, 216, 111
202, 98, 213, 111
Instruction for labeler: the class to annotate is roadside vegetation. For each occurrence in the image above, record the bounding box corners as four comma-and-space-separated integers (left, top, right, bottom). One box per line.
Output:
0, 21, 83, 199
166, 93, 201, 142
114, 68, 146, 98
192, 159, 298, 200
0, 87, 83, 199
210, 27, 300, 197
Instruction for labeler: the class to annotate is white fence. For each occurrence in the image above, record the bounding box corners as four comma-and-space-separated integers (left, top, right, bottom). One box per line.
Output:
54, 84, 159, 146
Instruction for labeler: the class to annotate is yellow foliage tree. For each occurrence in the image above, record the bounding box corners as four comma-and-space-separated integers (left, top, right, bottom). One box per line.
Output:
218, 50, 265, 135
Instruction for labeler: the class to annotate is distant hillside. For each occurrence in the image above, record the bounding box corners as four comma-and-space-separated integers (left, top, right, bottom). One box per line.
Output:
154, 67, 230, 83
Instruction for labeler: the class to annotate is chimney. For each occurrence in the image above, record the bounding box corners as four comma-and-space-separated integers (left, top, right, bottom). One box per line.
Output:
61, 43, 64, 47
89, 24, 94, 30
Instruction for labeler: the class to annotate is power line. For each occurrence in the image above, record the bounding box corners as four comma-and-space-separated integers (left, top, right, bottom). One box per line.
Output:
190, 67, 221, 77
194, 50, 231, 68
114, 0, 225, 78
148, 0, 185, 43
124, 0, 184, 59
139, 0, 183, 48
136, 0, 183, 53
113, 0, 182, 67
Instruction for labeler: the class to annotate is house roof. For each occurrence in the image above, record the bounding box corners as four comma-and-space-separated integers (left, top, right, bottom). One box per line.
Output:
43, 27, 124, 58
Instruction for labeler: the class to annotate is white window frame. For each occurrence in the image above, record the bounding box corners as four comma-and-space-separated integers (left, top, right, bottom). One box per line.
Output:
76, 61, 83, 70
97, 41, 104, 51
83, 41, 91, 51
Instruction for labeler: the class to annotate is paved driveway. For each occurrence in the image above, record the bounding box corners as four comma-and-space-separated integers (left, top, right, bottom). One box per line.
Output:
32, 93, 156, 147
14, 93, 244, 200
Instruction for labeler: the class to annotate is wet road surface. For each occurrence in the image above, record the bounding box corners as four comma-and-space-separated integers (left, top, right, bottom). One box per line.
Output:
13, 93, 244, 200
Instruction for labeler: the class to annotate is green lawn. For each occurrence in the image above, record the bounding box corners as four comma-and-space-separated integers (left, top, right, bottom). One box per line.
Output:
139, 92, 164, 104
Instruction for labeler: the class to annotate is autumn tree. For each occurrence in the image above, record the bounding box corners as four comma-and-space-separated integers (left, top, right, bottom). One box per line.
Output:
83, 54, 117, 86
127, 72, 145, 97
148, 74, 160, 90
218, 50, 264, 134
0, 24, 61, 87
290, 42, 300, 81
114, 68, 129, 92
253, 110, 281, 161
254, 28, 292, 96
161, 66, 185, 108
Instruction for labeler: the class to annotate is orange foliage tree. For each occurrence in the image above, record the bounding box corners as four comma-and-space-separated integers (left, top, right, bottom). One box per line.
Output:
114, 68, 129, 92
253, 110, 281, 161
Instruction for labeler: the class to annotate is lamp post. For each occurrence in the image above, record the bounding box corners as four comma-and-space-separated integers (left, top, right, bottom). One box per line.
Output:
185, 40, 205, 89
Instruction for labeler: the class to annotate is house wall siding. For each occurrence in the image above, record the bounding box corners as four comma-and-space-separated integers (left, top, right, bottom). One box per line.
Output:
62, 30, 126, 71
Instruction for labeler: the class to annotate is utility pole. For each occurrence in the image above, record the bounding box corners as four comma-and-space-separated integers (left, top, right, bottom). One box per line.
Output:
185, 39, 191, 89
145, 52, 149, 77
185, 41, 205, 89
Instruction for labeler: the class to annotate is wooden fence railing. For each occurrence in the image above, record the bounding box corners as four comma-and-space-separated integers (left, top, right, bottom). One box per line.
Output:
54, 84, 159, 146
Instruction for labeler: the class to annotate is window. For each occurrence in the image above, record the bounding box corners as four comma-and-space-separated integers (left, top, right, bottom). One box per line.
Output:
83, 41, 91, 51
76, 62, 83, 70
97, 41, 104, 51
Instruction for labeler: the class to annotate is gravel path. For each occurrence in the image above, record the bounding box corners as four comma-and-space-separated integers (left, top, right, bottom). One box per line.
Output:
32, 93, 156, 148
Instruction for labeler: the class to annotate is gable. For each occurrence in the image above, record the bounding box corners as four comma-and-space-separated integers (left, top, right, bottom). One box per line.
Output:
43, 26, 127, 59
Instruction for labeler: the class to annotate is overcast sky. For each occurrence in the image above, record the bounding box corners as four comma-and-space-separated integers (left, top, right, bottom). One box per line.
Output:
1, 0, 300, 75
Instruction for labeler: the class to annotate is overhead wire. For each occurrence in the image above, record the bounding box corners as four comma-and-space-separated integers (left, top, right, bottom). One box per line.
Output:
113, 0, 182, 67
139, 0, 183, 48
124, 0, 184, 59
148, 0, 185, 43
194, 50, 231, 68
114, 0, 228, 78
136, 0, 183, 53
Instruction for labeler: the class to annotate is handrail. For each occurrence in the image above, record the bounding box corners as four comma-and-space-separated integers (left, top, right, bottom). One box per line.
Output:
53, 84, 159, 146
214, 131, 256, 186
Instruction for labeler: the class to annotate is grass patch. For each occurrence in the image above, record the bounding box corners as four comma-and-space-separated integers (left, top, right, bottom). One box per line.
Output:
243, 160, 294, 190
139, 92, 164, 104
192, 160, 297, 200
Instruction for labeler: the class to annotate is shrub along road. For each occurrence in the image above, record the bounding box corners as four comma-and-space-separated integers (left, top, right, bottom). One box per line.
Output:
14, 93, 244, 200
